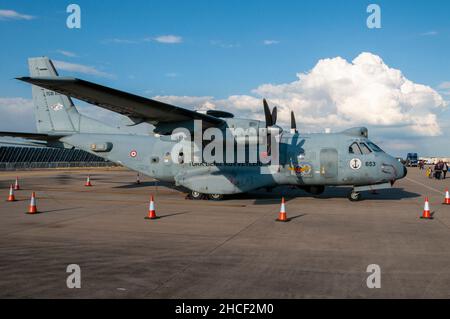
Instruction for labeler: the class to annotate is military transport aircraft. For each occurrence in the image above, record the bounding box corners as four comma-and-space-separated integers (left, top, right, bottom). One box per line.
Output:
0, 57, 407, 201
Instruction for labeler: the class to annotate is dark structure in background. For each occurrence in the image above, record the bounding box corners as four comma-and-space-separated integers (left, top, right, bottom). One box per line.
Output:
0, 145, 117, 170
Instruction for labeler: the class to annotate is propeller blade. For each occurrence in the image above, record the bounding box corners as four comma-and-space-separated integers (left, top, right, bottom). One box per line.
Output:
291, 111, 297, 131
263, 99, 272, 127
271, 107, 277, 125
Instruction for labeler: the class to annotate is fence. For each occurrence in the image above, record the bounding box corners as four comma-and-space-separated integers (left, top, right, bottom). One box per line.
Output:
0, 146, 119, 171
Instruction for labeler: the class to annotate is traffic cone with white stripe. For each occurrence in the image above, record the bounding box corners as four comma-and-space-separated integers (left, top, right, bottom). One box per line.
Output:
27, 192, 38, 214
85, 175, 92, 187
420, 197, 433, 219
276, 197, 289, 222
7, 184, 16, 202
443, 188, 450, 205
145, 195, 158, 220
14, 176, 20, 191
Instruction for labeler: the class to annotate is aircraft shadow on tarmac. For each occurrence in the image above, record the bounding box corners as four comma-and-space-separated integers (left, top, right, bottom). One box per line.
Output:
111, 182, 421, 205
237, 186, 421, 205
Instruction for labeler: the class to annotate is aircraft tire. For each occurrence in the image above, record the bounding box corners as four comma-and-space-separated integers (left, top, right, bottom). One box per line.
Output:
208, 194, 224, 201
190, 191, 204, 200
348, 191, 361, 202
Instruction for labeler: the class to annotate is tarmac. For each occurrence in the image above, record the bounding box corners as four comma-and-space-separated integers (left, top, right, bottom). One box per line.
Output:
0, 167, 449, 298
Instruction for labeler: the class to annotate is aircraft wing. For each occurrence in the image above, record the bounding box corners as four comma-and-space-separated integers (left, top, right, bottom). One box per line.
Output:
17, 77, 225, 128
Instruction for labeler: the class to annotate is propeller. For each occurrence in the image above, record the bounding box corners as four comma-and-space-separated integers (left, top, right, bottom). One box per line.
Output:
262, 99, 281, 156
263, 98, 278, 127
290, 110, 297, 134
263, 99, 273, 127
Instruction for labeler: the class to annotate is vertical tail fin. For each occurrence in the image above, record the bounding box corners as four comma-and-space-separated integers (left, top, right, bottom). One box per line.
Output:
28, 57, 80, 134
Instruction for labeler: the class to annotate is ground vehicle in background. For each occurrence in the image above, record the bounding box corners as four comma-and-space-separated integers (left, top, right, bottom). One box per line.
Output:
406, 153, 419, 167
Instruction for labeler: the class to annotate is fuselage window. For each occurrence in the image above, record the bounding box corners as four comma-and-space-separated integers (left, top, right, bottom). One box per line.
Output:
349, 142, 362, 155
367, 142, 384, 153
359, 143, 372, 155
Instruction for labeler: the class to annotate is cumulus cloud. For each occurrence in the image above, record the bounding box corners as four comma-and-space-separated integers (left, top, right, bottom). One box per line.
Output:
53, 60, 114, 78
0, 9, 34, 20
154, 52, 446, 137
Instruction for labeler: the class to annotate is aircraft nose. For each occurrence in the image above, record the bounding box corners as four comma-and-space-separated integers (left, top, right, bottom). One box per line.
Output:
402, 165, 408, 178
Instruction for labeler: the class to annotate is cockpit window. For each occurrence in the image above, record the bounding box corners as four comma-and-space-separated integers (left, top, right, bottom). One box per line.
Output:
349, 142, 362, 155
367, 142, 384, 152
359, 143, 372, 154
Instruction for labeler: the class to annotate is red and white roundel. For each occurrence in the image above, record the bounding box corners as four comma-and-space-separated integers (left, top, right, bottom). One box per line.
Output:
129, 150, 138, 158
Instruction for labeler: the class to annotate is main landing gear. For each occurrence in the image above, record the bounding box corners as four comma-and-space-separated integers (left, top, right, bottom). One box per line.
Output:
348, 191, 362, 202
186, 191, 224, 201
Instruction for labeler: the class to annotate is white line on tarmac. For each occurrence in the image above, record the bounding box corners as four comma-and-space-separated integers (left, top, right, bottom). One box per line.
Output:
405, 177, 445, 195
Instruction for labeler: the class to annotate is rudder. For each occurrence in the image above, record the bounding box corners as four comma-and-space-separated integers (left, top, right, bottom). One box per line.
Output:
28, 57, 79, 134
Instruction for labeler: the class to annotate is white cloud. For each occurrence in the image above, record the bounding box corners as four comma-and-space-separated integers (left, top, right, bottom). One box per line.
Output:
153, 96, 215, 111
102, 38, 139, 44
210, 40, 240, 49
103, 35, 183, 45
57, 50, 78, 58
439, 82, 450, 90
165, 72, 180, 78
53, 60, 114, 78
0, 98, 35, 132
263, 40, 279, 45
420, 31, 438, 36
0, 9, 34, 20
154, 52, 447, 137
153, 35, 183, 44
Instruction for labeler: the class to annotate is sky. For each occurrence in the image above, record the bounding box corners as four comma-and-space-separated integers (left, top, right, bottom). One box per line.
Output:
0, 0, 449, 157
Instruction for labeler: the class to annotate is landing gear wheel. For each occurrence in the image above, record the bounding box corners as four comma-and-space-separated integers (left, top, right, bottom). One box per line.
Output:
190, 191, 204, 200
208, 194, 224, 201
349, 191, 361, 202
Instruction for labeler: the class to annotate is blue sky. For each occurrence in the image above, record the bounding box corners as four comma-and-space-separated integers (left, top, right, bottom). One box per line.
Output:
0, 0, 449, 156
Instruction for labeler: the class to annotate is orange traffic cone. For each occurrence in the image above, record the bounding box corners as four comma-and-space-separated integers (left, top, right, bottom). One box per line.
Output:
14, 176, 20, 190
27, 192, 38, 214
443, 189, 450, 205
276, 197, 289, 222
145, 195, 158, 220
7, 184, 16, 202
85, 175, 92, 187
136, 173, 141, 184
420, 197, 433, 219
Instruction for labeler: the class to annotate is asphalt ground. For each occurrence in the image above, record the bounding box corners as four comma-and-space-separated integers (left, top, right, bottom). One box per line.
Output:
0, 167, 449, 298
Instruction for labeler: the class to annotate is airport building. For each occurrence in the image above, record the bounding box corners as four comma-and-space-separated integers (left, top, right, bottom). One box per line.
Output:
0, 144, 116, 170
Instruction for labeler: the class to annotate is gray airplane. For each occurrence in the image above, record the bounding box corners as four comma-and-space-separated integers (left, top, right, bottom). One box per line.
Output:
1, 57, 407, 201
